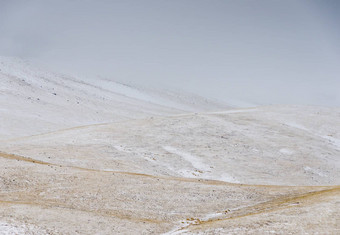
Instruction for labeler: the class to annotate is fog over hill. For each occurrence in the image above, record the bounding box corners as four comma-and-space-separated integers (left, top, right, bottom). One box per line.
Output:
0, 1, 339, 234
1, 0, 339, 107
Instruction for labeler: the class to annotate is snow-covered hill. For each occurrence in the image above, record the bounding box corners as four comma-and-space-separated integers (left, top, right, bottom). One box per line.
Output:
2, 105, 339, 186
0, 57, 229, 139
0, 57, 339, 234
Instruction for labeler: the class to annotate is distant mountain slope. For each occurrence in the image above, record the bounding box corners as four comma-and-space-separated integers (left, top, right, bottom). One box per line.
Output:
0, 57, 229, 139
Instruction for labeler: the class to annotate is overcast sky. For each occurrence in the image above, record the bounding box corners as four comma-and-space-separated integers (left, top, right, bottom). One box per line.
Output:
0, 0, 339, 106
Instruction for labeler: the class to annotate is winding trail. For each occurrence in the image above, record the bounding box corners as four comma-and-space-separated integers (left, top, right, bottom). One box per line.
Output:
1, 150, 339, 234
165, 186, 339, 234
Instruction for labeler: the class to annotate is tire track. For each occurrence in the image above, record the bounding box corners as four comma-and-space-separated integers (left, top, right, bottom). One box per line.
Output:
0, 199, 163, 224
1, 151, 339, 234
0, 151, 337, 188
167, 186, 339, 234
0, 151, 231, 186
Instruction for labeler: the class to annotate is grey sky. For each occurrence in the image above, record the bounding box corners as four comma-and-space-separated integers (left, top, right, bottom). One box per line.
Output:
0, 0, 339, 106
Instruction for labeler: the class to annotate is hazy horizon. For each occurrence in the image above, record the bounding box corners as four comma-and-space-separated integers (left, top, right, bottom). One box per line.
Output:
1, 0, 339, 107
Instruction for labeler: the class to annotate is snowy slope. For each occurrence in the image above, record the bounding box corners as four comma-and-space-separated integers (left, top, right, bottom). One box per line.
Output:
1, 57, 339, 234
1, 105, 339, 234
2, 105, 339, 186
0, 57, 229, 139
85, 78, 229, 112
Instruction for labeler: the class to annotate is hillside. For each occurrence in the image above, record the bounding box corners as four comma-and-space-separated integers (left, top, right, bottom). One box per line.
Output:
0, 58, 339, 234
0, 57, 229, 140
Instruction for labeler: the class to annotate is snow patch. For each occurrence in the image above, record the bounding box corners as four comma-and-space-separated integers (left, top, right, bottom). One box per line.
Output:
279, 148, 295, 155
321, 135, 340, 150
162, 212, 225, 235
202, 212, 224, 221
163, 146, 210, 171
303, 166, 327, 177
0, 221, 43, 235
102, 168, 115, 172
0, 222, 26, 235
284, 122, 309, 131
162, 146, 239, 183
219, 173, 240, 183
113, 145, 128, 152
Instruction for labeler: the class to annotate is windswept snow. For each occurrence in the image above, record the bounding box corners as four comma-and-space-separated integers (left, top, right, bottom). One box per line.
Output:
283, 122, 309, 131
321, 135, 340, 151
163, 146, 210, 172
279, 148, 295, 155
162, 146, 240, 183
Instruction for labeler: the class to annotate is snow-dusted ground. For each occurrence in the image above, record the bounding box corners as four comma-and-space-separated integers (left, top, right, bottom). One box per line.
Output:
2, 105, 339, 186
0, 57, 339, 234
0, 221, 27, 235
0, 220, 46, 235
